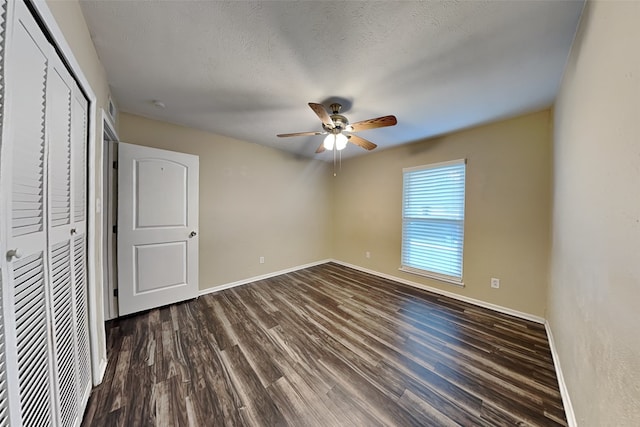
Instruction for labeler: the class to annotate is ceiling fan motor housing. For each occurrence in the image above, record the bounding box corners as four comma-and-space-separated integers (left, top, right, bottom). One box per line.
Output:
324, 115, 350, 133
323, 103, 350, 133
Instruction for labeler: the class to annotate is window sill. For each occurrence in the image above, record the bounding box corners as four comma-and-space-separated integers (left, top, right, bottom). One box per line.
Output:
399, 266, 464, 287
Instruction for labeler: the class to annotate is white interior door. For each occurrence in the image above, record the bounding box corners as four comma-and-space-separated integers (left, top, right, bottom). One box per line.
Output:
117, 142, 199, 316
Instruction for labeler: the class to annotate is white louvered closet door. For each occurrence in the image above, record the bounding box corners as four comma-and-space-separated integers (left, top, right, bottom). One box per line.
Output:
0, 1, 92, 426
3, 1, 57, 425
47, 51, 79, 427
52, 66, 92, 426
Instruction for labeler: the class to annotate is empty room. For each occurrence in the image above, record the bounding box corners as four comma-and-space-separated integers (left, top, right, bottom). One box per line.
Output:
0, 0, 638, 426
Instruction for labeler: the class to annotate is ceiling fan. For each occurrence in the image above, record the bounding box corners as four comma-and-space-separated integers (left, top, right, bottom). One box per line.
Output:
277, 102, 397, 153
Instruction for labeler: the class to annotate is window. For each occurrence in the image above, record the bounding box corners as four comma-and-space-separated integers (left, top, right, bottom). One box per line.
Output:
401, 159, 466, 285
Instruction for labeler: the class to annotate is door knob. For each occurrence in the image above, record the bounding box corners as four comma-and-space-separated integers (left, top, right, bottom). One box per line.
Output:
189, 231, 197, 238
70, 228, 77, 235
6, 249, 22, 261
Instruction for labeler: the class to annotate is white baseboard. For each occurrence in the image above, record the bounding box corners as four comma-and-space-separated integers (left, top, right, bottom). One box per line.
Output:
545, 321, 577, 427
330, 259, 545, 324
199, 259, 332, 296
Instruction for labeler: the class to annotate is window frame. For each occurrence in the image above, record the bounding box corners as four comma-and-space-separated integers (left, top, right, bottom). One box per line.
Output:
400, 159, 467, 286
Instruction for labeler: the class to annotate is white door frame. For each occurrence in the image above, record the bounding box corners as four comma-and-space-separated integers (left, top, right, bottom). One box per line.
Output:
29, 0, 108, 384
102, 111, 118, 321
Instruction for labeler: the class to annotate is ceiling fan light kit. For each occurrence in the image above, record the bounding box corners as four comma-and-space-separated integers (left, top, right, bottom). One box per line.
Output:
324, 133, 348, 151
277, 101, 398, 155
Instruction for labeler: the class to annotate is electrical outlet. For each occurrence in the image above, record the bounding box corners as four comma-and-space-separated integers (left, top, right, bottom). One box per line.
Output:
259, 256, 265, 264
491, 278, 500, 289
365, 251, 371, 259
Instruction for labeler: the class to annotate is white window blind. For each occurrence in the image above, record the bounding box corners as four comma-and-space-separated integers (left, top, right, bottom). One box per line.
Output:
401, 159, 466, 284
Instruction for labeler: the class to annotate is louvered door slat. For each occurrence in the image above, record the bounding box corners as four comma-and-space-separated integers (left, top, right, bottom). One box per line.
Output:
51, 215, 69, 224
12, 208, 42, 219
11, 191, 43, 203
11, 200, 44, 211
13, 175, 44, 189
13, 222, 44, 238
14, 209, 40, 219
13, 252, 53, 427
13, 143, 45, 159
12, 216, 43, 228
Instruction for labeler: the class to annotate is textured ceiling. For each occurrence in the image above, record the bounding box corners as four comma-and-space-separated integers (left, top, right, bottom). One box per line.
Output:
80, 0, 584, 159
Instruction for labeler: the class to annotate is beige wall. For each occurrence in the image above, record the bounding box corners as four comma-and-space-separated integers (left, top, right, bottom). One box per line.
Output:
332, 110, 552, 317
119, 113, 333, 289
549, 1, 640, 425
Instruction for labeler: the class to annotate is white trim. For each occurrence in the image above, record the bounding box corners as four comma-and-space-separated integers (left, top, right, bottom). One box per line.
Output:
402, 158, 466, 173
101, 110, 118, 321
198, 259, 332, 296
332, 260, 545, 324
28, 0, 107, 386
545, 321, 577, 427
102, 108, 118, 141
96, 357, 108, 384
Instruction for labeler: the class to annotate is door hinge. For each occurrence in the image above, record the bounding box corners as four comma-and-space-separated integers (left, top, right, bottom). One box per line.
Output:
113, 289, 118, 297
113, 161, 118, 169
112, 225, 117, 234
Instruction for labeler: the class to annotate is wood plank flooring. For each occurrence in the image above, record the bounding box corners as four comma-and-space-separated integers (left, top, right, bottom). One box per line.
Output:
82, 262, 567, 426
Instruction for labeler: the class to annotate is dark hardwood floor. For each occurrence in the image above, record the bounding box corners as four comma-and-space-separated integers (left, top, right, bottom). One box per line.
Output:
82, 262, 567, 426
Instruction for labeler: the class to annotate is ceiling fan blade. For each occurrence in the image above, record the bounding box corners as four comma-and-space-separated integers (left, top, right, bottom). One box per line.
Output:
348, 134, 377, 151
315, 142, 326, 153
349, 115, 397, 132
277, 131, 325, 138
308, 102, 334, 128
